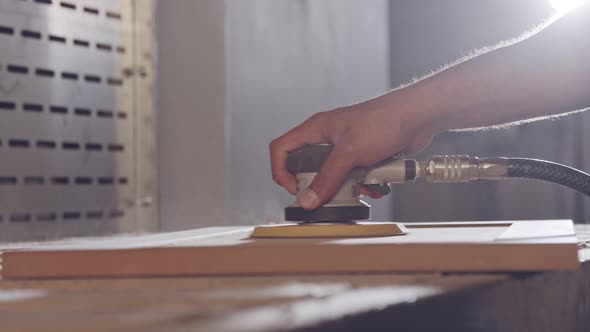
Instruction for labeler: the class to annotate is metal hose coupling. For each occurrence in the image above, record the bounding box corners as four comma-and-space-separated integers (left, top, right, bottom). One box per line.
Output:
420, 155, 509, 182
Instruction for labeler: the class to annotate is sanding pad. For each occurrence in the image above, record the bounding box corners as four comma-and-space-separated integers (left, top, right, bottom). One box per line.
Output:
250, 222, 408, 239
284, 205, 370, 222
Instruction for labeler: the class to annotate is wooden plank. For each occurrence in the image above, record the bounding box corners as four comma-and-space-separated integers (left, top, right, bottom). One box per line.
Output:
0, 252, 587, 332
0, 274, 509, 332
0, 220, 580, 279
0, 226, 586, 332
298, 258, 590, 332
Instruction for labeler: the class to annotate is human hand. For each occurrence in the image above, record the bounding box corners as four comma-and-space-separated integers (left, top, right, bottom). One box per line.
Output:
270, 93, 436, 210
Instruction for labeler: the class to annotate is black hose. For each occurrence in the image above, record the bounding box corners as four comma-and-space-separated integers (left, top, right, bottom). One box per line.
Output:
506, 158, 590, 197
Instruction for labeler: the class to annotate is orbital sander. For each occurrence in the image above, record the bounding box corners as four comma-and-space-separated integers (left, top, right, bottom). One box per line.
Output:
251, 143, 590, 238
283, 144, 411, 222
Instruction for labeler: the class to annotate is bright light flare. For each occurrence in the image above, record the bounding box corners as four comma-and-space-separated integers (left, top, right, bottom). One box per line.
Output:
549, 0, 584, 13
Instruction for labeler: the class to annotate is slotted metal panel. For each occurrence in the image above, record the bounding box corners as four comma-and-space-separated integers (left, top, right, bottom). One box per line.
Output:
0, 0, 157, 241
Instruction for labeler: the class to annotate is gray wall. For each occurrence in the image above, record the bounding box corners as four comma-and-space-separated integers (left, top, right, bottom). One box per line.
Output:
226, 0, 392, 225
157, 1, 228, 230
157, 0, 391, 229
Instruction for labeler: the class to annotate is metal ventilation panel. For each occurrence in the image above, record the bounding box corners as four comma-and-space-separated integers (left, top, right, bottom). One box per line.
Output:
0, 0, 157, 241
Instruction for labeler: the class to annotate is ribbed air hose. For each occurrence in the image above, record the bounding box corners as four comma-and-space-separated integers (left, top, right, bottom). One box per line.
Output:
506, 158, 590, 197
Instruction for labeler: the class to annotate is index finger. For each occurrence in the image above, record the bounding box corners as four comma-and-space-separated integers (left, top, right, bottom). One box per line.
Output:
270, 121, 326, 195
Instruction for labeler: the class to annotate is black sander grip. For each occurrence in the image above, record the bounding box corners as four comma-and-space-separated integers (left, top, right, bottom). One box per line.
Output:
286, 144, 334, 174
284, 144, 371, 222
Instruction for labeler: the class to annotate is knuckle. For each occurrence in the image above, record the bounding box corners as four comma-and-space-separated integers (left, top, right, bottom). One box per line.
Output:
269, 138, 281, 151
339, 142, 357, 153
271, 171, 281, 184
310, 184, 328, 201
336, 142, 360, 164
306, 111, 327, 123
312, 172, 339, 198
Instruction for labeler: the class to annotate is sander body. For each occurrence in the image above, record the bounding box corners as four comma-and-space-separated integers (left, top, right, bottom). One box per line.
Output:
284, 144, 414, 222
283, 144, 590, 223
250, 144, 590, 238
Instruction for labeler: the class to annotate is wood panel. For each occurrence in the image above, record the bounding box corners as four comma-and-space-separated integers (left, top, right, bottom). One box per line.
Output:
0, 274, 509, 332
0, 220, 580, 279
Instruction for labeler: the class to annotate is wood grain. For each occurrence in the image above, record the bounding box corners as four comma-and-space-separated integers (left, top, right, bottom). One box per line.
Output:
0, 225, 586, 332
0, 220, 579, 279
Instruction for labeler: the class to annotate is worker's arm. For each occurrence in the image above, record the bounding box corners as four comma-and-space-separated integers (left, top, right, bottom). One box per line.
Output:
270, 4, 590, 210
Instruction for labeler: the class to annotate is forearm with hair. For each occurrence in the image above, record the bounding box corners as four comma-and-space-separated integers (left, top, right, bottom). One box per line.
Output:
397, 5, 590, 135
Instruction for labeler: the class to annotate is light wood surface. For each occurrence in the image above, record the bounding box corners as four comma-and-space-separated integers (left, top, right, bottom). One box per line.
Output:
0, 273, 509, 332
251, 222, 408, 238
0, 225, 586, 332
0, 220, 580, 279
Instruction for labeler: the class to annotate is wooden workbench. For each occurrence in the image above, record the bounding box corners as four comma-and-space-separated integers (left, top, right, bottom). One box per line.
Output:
0, 225, 588, 332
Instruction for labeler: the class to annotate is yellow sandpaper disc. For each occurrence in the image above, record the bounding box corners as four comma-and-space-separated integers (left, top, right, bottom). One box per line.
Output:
250, 222, 408, 239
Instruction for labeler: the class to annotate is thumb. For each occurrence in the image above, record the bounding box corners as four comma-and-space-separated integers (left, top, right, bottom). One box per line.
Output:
297, 145, 355, 210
